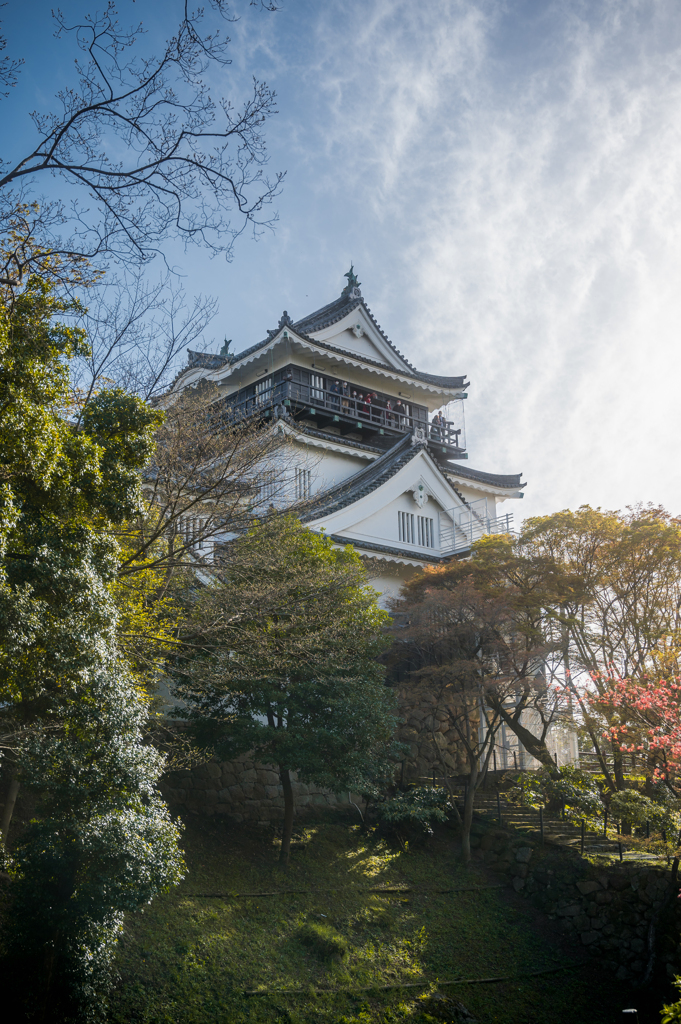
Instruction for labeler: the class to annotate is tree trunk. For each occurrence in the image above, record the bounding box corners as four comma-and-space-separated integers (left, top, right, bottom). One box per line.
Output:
461, 761, 479, 865
279, 767, 294, 868
491, 703, 557, 770
1, 775, 20, 845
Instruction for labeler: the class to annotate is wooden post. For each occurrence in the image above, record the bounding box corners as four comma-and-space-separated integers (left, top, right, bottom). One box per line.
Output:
539, 806, 544, 844
619, 842, 623, 862
493, 750, 497, 774
580, 819, 585, 857
604, 809, 608, 837
513, 750, 518, 770
497, 790, 502, 825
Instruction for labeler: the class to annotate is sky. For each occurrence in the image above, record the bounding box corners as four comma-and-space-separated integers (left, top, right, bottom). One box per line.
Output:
3, 0, 681, 523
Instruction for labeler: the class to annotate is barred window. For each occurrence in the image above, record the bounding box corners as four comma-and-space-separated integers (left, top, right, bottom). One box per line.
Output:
418, 516, 435, 548
399, 511, 435, 547
398, 511, 415, 544
258, 470, 276, 501
295, 467, 312, 499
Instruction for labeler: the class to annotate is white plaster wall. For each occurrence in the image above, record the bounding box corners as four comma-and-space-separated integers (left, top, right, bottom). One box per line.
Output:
346, 491, 446, 556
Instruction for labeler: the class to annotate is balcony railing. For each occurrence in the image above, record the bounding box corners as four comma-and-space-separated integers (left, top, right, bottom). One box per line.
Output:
440, 499, 514, 555
222, 379, 465, 452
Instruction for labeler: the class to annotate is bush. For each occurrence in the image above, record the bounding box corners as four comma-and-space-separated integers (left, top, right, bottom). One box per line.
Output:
377, 786, 451, 828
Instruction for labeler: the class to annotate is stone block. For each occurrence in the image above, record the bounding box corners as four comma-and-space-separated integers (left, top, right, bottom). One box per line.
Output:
595, 891, 614, 904
512, 864, 529, 880
241, 768, 258, 784
630, 938, 645, 954
581, 931, 600, 946
221, 773, 237, 788
241, 783, 255, 799
512, 877, 525, 892
228, 784, 245, 802
609, 874, 631, 891
217, 788, 234, 802
205, 762, 222, 779
557, 904, 582, 917
204, 789, 218, 803
480, 834, 496, 851
215, 803, 231, 814
515, 847, 533, 864
258, 770, 279, 786
265, 785, 280, 799
576, 880, 601, 895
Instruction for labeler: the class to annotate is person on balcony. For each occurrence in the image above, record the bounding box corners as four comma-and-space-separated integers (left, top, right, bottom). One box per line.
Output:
329, 380, 341, 410
431, 410, 445, 440
364, 393, 372, 417
395, 399, 406, 428
385, 399, 393, 426
341, 382, 350, 411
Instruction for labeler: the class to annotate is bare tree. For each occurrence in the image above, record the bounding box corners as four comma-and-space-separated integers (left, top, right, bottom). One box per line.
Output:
0, 1, 284, 288
116, 381, 306, 579
70, 267, 219, 409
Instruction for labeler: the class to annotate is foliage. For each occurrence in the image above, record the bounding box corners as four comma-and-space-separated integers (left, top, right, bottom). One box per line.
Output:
505, 766, 604, 823
7, 669, 184, 1022
609, 789, 679, 833
394, 505, 681, 794
0, 277, 184, 1019
663, 978, 681, 1023
377, 787, 452, 828
174, 517, 401, 861
592, 674, 681, 792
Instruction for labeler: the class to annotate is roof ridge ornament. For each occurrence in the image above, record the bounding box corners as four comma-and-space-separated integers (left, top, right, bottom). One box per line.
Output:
342, 264, 362, 300
267, 310, 294, 338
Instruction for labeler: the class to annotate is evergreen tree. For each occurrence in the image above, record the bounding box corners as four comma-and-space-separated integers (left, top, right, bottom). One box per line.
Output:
174, 517, 400, 866
0, 277, 184, 1021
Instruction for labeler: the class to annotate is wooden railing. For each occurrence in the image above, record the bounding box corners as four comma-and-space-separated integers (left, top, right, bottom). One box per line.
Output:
223, 380, 465, 449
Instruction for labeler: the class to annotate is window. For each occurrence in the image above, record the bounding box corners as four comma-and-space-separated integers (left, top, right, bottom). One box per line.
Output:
178, 516, 209, 551
311, 374, 325, 402
258, 470, 276, 501
398, 512, 436, 548
255, 376, 272, 405
418, 516, 435, 548
398, 511, 414, 544
295, 467, 312, 499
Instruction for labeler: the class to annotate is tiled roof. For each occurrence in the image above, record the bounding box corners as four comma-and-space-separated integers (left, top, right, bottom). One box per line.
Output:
219, 285, 466, 391
445, 465, 525, 490
327, 534, 448, 564
293, 290, 466, 389
303, 433, 418, 522
187, 349, 230, 370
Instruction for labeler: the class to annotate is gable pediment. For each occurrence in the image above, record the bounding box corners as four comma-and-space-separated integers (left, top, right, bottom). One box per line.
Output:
308, 444, 464, 556
307, 303, 412, 374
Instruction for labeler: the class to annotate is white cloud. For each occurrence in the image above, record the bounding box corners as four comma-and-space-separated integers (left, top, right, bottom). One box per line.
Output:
280, 0, 681, 519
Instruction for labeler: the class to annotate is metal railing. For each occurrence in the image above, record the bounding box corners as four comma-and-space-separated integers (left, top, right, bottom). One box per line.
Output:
222, 380, 465, 449
440, 499, 514, 555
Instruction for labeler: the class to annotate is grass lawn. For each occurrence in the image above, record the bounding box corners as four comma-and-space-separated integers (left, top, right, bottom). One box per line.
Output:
109, 814, 665, 1024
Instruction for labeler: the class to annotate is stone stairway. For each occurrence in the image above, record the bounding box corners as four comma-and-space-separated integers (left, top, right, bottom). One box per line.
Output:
469, 789, 624, 858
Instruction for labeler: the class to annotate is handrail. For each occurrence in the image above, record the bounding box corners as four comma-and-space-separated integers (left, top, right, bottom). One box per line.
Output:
440, 509, 514, 555
222, 381, 465, 449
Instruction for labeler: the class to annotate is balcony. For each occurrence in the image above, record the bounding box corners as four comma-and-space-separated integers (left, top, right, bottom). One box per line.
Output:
440, 499, 514, 556
222, 369, 467, 459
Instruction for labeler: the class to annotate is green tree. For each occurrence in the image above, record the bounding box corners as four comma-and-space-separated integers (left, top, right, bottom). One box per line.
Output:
0, 277, 184, 1020
174, 517, 400, 866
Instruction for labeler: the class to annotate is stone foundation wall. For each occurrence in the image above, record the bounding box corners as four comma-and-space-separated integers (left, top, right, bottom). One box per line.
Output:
394, 683, 470, 781
471, 820, 681, 984
161, 755, 365, 824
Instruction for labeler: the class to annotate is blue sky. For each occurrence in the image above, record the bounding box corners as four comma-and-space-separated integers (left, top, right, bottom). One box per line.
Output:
4, 0, 681, 521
